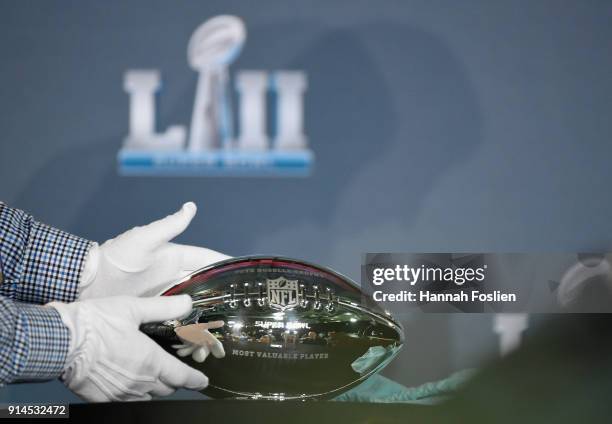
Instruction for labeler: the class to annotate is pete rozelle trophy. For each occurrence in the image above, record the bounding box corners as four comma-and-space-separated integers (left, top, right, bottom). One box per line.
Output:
142, 256, 404, 400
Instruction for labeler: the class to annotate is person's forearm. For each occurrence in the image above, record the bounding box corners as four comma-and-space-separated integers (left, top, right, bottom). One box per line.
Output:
0, 295, 70, 385
0, 203, 92, 304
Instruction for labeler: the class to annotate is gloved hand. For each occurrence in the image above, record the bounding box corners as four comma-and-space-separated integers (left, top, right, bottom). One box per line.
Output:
173, 322, 226, 363
49, 295, 209, 402
78, 202, 230, 299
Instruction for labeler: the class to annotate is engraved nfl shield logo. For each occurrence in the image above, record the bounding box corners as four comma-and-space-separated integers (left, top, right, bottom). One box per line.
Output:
267, 277, 299, 311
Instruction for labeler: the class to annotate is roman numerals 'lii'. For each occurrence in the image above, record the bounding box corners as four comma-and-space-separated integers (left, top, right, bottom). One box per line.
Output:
123, 70, 307, 152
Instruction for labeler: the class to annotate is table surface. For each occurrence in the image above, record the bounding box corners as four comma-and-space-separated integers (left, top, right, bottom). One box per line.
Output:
69, 400, 434, 423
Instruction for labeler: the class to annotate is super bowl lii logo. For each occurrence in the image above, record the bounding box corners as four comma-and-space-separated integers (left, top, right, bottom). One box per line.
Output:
118, 15, 312, 176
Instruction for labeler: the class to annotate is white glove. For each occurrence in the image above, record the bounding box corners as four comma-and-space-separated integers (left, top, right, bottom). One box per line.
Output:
50, 295, 209, 402
78, 202, 230, 299
172, 322, 226, 363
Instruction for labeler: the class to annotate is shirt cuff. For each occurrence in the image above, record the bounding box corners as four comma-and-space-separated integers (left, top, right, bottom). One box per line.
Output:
13, 303, 70, 382
18, 221, 93, 304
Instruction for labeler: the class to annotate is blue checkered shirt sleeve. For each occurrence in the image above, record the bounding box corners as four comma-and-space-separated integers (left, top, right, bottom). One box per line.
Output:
0, 300, 71, 383
0, 203, 92, 304
0, 203, 92, 383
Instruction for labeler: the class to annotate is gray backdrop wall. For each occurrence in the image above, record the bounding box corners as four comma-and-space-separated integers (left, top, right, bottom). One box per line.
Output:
0, 0, 610, 402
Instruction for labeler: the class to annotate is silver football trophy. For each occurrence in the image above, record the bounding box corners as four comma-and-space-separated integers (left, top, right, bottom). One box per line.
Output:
142, 256, 404, 400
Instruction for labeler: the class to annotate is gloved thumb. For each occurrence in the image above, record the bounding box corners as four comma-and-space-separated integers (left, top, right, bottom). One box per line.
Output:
139, 202, 198, 247
130, 295, 192, 324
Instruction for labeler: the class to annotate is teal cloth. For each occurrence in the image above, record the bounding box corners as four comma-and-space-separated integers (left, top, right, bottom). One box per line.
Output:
333, 370, 475, 404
